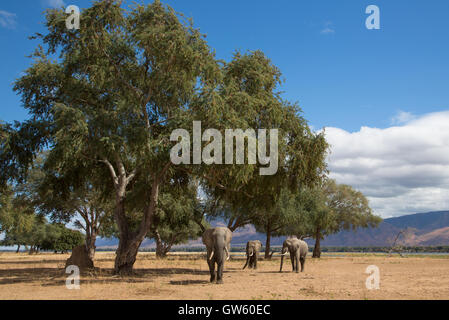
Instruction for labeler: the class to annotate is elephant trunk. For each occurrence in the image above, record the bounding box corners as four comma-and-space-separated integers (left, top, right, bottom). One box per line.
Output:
280, 248, 288, 272
243, 255, 250, 270
213, 236, 225, 264
280, 254, 284, 272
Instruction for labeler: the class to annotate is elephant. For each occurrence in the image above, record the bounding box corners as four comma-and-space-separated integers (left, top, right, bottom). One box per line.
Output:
243, 240, 262, 270
202, 227, 232, 284
279, 237, 308, 273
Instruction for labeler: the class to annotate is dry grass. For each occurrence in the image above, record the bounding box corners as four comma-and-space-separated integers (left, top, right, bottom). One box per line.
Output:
0, 251, 449, 300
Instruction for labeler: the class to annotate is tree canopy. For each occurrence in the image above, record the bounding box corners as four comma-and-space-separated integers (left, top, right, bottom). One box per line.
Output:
279, 179, 382, 257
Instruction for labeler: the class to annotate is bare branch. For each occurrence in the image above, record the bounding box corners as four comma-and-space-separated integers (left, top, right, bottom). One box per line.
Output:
126, 168, 137, 185
100, 159, 119, 187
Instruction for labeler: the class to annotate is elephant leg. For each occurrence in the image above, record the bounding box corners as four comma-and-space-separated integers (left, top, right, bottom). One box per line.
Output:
300, 256, 305, 272
253, 254, 258, 270
295, 253, 300, 273
216, 260, 224, 284
207, 250, 216, 283
243, 255, 250, 270
290, 252, 295, 272
280, 255, 284, 272
208, 259, 216, 283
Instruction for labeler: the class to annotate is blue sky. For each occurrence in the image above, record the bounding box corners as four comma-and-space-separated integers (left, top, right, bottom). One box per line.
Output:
1, 0, 449, 218
1, 0, 449, 130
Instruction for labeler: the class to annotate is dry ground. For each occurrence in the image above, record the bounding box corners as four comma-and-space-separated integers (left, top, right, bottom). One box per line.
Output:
0, 251, 449, 300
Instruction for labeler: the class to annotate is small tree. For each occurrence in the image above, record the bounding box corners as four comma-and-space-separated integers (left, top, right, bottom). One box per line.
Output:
387, 228, 416, 257
253, 189, 304, 259
284, 179, 382, 258
0, 184, 40, 253
39, 223, 84, 253
38, 174, 113, 262
149, 183, 206, 258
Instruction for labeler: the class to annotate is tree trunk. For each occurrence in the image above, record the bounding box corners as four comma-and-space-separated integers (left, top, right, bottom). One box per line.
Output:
108, 158, 166, 274
85, 229, 97, 263
154, 230, 167, 259
16, 245, 20, 253
114, 236, 143, 274
313, 228, 321, 258
265, 227, 272, 260
113, 180, 160, 274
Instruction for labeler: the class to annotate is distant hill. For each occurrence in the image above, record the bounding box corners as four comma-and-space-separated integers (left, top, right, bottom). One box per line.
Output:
96, 211, 449, 249
322, 211, 449, 246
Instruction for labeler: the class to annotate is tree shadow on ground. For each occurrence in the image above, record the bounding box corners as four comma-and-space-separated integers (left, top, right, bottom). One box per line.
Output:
0, 267, 211, 286
169, 280, 210, 286
0, 268, 61, 285
0, 260, 63, 265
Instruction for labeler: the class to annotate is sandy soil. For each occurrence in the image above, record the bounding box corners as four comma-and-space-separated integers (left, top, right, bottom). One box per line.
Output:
0, 252, 448, 300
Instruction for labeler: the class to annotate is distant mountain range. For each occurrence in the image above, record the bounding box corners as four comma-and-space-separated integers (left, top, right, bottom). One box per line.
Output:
322, 210, 449, 247
96, 211, 449, 249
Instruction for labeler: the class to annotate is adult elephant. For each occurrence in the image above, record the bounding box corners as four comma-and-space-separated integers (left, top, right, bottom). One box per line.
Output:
243, 240, 262, 270
279, 237, 308, 273
202, 227, 232, 284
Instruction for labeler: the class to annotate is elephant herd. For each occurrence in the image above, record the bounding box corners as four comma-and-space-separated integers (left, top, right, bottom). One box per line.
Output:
202, 227, 309, 284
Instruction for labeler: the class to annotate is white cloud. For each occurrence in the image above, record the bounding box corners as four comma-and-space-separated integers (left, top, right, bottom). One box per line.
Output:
42, 0, 66, 8
325, 111, 449, 218
321, 28, 335, 35
391, 110, 416, 125
0, 10, 17, 29
321, 22, 335, 35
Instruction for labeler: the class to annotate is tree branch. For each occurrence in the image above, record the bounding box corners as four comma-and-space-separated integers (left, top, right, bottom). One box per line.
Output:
100, 159, 119, 187
178, 167, 254, 199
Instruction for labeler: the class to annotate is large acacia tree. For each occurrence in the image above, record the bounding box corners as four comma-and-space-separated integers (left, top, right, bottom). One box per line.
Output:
200, 50, 329, 240
13, 0, 221, 273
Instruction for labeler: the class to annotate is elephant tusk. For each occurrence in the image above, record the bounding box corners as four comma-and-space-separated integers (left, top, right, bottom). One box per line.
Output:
209, 250, 214, 260
249, 251, 253, 257
281, 252, 289, 256
224, 247, 230, 261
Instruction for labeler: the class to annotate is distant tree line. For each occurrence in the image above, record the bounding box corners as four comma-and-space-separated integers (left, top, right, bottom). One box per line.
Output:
0, 198, 84, 254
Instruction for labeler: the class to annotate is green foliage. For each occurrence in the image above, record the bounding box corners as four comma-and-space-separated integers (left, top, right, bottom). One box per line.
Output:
40, 224, 85, 253
0, 183, 37, 246
151, 185, 204, 244
1, 182, 84, 252
202, 51, 329, 231
1, 215, 84, 253
280, 179, 382, 240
